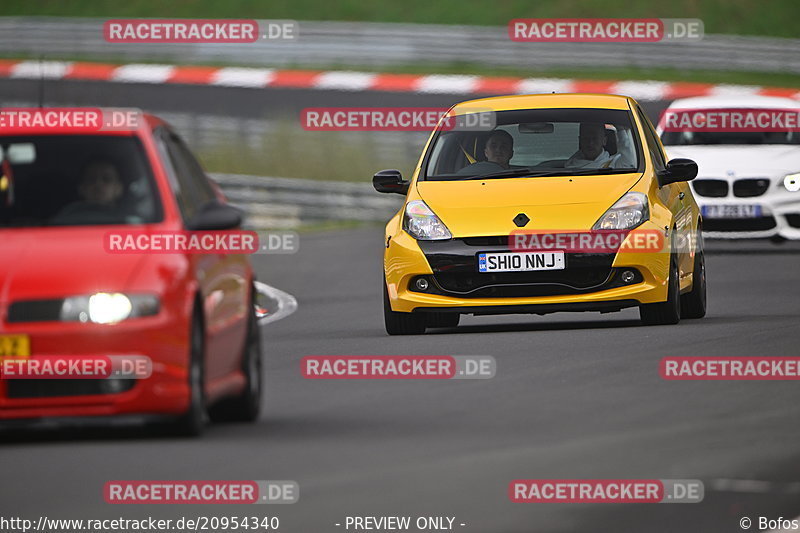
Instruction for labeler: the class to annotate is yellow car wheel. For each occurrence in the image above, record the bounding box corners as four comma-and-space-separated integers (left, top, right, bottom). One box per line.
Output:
427, 312, 460, 329
680, 248, 707, 319
639, 249, 681, 326
383, 280, 426, 335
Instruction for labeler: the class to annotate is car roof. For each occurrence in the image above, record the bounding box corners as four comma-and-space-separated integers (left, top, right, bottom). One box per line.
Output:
451, 93, 634, 113
666, 95, 800, 110
142, 112, 165, 129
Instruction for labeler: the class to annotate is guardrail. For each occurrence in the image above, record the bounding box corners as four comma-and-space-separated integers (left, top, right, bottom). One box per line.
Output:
0, 18, 798, 74
211, 173, 401, 228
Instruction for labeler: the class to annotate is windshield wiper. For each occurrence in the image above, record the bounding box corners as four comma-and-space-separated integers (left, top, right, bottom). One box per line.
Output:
463, 168, 545, 180
540, 168, 637, 175
465, 168, 638, 179
429, 167, 639, 181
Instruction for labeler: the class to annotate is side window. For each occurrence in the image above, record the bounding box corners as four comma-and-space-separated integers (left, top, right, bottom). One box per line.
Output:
157, 129, 216, 222
171, 134, 216, 206
636, 107, 666, 171
154, 128, 194, 221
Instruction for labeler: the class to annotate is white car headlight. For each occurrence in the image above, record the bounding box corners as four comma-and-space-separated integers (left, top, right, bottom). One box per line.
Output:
88, 293, 132, 324
592, 192, 650, 231
784, 172, 800, 192
403, 200, 452, 240
60, 293, 159, 324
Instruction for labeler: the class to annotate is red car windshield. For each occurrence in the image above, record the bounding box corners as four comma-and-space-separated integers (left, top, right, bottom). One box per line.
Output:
0, 135, 163, 227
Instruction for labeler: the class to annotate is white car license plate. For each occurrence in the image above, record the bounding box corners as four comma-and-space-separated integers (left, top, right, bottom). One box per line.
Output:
478, 251, 565, 273
701, 205, 762, 218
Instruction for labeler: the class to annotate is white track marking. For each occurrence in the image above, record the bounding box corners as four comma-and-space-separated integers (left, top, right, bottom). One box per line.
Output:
314, 71, 377, 91
415, 75, 480, 94
255, 281, 298, 325
611, 80, 671, 102
112, 64, 175, 83
11, 60, 72, 79
516, 77, 575, 95
212, 67, 275, 87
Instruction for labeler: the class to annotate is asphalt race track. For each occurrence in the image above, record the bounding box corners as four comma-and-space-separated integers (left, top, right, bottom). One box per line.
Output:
1, 80, 800, 532
2, 226, 800, 532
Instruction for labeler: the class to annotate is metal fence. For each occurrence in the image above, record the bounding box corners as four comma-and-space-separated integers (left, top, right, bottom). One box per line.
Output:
154, 112, 427, 169
212, 173, 401, 228
1, 18, 799, 74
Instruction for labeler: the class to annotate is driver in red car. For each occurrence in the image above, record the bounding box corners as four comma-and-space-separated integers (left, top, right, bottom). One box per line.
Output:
54, 160, 125, 222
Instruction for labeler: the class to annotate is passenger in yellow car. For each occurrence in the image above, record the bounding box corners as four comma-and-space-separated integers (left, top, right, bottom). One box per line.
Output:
566, 122, 634, 169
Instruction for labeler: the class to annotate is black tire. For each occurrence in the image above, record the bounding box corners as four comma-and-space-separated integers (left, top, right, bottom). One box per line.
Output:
383, 280, 426, 335
174, 307, 207, 436
680, 246, 707, 319
209, 295, 263, 423
426, 312, 460, 329
639, 249, 681, 326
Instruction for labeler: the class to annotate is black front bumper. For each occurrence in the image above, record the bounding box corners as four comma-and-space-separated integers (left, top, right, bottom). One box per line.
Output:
414, 300, 640, 315
415, 239, 638, 299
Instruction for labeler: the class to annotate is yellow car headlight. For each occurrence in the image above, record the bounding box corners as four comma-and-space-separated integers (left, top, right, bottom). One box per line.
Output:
593, 192, 650, 231
403, 200, 452, 240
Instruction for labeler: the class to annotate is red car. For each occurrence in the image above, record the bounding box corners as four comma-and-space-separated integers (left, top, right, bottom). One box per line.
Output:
0, 109, 262, 435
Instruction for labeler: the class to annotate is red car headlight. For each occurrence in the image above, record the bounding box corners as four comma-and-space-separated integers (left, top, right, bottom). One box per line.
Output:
60, 293, 160, 324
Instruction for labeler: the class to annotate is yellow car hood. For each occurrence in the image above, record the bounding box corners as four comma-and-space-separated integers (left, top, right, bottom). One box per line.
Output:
415, 173, 643, 237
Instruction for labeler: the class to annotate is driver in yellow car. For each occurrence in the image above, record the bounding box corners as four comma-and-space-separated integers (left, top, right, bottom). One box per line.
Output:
483, 129, 514, 170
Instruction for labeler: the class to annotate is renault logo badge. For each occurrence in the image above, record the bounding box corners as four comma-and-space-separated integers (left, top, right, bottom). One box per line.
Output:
513, 213, 530, 227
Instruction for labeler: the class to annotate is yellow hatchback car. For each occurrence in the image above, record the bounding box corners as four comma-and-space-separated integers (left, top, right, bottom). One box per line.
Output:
374, 94, 706, 335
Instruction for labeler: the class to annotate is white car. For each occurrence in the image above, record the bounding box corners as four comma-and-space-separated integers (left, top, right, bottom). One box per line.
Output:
657, 95, 800, 240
